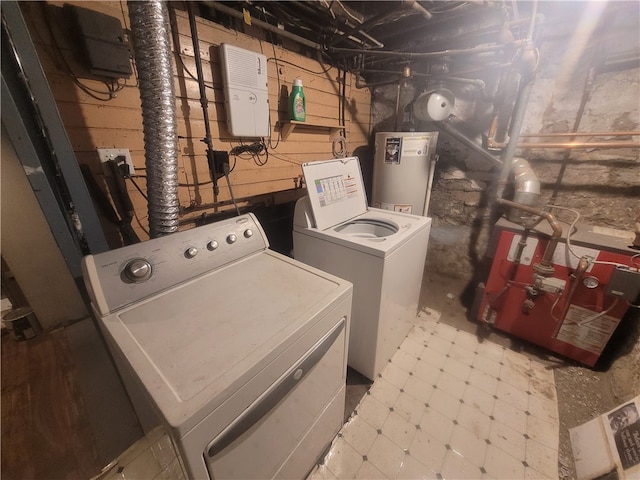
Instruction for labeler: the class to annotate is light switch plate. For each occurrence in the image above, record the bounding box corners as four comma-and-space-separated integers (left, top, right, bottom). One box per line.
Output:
97, 148, 135, 175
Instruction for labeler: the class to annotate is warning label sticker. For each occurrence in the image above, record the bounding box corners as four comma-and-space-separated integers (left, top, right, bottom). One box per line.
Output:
556, 304, 620, 355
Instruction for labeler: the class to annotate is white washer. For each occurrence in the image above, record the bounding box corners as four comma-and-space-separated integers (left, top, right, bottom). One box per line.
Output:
293, 157, 431, 380
82, 213, 352, 480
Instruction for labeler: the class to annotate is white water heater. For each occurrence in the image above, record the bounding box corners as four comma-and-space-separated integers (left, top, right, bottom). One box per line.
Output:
372, 132, 438, 216
219, 44, 269, 137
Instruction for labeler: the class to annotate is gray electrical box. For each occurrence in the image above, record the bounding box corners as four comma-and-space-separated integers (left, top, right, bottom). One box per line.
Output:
65, 4, 132, 79
605, 266, 640, 302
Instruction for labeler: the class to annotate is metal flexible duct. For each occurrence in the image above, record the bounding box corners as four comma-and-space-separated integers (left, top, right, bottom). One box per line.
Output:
128, 1, 179, 237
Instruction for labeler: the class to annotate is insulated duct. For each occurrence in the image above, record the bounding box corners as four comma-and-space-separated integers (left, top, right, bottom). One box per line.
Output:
128, 1, 179, 237
506, 157, 540, 223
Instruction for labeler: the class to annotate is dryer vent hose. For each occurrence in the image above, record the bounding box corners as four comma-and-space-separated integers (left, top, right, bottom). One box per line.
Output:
128, 1, 179, 237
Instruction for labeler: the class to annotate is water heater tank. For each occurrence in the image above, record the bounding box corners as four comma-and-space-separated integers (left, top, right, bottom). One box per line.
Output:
372, 132, 438, 216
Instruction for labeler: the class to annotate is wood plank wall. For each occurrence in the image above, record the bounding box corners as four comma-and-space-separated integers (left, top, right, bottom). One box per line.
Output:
21, 1, 372, 243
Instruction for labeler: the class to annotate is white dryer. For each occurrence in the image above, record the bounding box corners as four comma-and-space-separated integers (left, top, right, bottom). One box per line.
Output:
293, 157, 431, 380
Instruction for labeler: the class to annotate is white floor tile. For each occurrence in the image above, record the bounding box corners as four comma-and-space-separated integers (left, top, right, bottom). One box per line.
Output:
403, 375, 435, 403
401, 337, 426, 358
449, 424, 488, 468
429, 387, 461, 421
426, 335, 453, 355
356, 395, 390, 430
434, 322, 458, 342
448, 343, 476, 366
499, 364, 530, 391
409, 430, 448, 473
369, 377, 401, 409
453, 330, 480, 352
420, 346, 447, 369
382, 412, 417, 450
473, 354, 502, 378
527, 415, 559, 450
381, 362, 410, 390
462, 384, 496, 416
468, 368, 499, 396
437, 370, 467, 398
492, 398, 528, 434
394, 392, 427, 424
324, 437, 363, 480
488, 419, 526, 461
313, 311, 560, 480
484, 444, 526, 479
476, 341, 504, 364
397, 455, 439, 480
442, 356, 472, 382
441, 449, 484, 480
527, 393, 559, 425
307, 464, 337, 480
456, 403, 492, 440
341, 415, 379, 455
496, 379, 529, 412
413, 360, 442, 385
503, 348, 532, 373
392, 349, 419, 373
419, 407, 455, 445
355, 460, 387, 479
525, 438, 558, 479
367, 434, 406, 478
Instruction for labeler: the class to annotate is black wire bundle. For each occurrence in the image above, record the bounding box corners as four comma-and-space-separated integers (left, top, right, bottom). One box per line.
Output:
229, 141, 269, 166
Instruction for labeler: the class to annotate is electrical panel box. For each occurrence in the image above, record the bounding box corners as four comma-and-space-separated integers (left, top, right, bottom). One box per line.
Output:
65, 4, 131, 79
219, 44, 269, 138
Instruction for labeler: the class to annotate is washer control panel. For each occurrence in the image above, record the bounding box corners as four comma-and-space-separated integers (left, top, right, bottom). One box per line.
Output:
82, 213, 269, 315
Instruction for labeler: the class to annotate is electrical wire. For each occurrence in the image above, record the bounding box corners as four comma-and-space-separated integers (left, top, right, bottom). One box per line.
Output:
41, 4, 126, 101
544, 204, 632, 269
230, 141, 269, 166
127, 176, 148, 200
576, 298, 620, 326
266, 57, 333, 75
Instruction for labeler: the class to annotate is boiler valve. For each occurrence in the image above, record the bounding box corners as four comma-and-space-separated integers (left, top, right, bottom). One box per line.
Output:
535, 276, 566, 294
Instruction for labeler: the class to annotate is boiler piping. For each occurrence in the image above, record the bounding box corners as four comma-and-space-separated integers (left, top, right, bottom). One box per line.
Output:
497, 198, 562, 274
128, 1, 179, 238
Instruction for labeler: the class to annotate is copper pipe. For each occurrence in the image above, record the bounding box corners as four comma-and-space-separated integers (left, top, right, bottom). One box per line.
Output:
497, 198, 562, 271
552, 256, 590, 337
520, 131, 640, 137
517, 141, 640, 149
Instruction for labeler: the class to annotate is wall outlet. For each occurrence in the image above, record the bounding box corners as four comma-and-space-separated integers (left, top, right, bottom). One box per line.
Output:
97, 148, 135, 176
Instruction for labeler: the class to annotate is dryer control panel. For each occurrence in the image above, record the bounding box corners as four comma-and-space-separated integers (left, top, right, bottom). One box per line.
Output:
82, 214, 269, 315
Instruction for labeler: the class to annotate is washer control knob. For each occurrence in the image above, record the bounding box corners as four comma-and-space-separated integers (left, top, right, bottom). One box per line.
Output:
185, 247, 198, 259
227, 233, 237, 244
123, 259, 152, 283
244, 229, 254, 238
207, 240, 219, 251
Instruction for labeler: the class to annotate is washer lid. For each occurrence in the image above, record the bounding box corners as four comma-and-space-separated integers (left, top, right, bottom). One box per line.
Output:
302, 157, 368, 230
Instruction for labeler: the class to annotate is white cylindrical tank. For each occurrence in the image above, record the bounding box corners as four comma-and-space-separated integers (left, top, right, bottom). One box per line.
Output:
372, 131, 439, 216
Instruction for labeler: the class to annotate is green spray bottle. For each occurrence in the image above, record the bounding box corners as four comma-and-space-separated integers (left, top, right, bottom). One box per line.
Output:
289, 79, 306, 122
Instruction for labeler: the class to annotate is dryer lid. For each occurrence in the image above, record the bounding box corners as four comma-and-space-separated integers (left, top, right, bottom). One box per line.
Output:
301, 157, 368, 230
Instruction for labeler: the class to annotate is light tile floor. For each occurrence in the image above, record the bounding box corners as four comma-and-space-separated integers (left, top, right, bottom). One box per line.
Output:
91, 427, 186, 480
308, 308, 560, 480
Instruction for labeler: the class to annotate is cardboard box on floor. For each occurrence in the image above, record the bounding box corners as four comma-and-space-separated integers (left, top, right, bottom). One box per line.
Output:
571, 394, 640, 479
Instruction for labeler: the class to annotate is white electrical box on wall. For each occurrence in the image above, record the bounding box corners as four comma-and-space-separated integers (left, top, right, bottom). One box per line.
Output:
219, 43, 269, 138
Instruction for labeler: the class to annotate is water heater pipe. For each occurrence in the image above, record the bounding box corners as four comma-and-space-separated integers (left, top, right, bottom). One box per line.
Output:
128, 1, 179, 237
422, 156, 438, 216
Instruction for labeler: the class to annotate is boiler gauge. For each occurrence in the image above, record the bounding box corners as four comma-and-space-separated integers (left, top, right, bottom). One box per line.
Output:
583, 276, 599, 289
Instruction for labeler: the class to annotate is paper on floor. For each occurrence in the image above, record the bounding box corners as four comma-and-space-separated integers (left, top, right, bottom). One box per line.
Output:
570, 394, 640, 480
